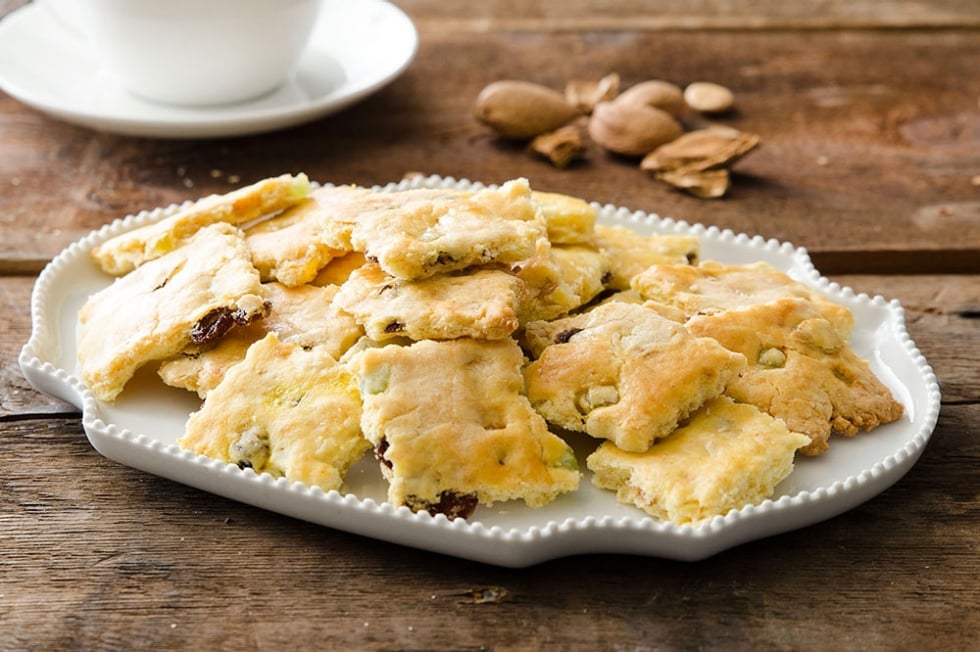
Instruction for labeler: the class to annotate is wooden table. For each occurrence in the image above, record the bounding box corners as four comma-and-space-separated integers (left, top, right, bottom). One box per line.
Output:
2, 1, 978, 649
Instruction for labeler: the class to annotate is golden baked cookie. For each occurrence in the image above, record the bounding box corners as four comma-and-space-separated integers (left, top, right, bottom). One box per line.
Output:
340, 178, 546, 280
311, 252, 368, 286
593, 224, 699, 290
258, 282, 363, 354
686, 298, 904, 455
350, 338, 580, 517
306, 184, 452, 252
587, 396, 811, 524
78, 223, 268, 402
179, 333, 369, 491
334, 263, 526, 341
513, 240, 611, 323
91, 173, 310, 276
158, 282, 363, 397
524, 302, 746, 452
632, 260, 854, 337
158, 324, 262, 399
244, 189, 351, 287
531, 190, 597, 245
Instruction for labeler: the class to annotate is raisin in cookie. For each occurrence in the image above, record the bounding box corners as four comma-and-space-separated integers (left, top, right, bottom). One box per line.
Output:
78, 223, 268, 402
334, 263, 526, 341
350, 338, 580, 517
587, 396, 811, 524
158, 324, 263, 399
524, 302, 746, 452
159, 282, 363, 397
686, 298, 904, 455
179, 333, 369, 491
91, 173, 310, 276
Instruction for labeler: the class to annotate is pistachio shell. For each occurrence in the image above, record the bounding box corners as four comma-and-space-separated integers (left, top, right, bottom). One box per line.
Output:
565, 73, 620, 114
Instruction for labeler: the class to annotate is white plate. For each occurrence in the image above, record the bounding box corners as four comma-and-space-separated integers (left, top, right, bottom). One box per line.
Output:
19, 176, 941, 567
0, 1, 418, 138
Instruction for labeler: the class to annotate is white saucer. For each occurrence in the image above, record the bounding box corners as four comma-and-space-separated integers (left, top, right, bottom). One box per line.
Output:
0, 2, 418, 138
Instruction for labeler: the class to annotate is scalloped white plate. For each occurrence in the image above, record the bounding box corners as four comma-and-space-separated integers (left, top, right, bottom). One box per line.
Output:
19, 176, 940, 567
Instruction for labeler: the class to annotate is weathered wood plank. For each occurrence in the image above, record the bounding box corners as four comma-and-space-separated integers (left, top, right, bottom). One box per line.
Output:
5, 1, 979, 30
0, 403, 976, 651
830, 274, 980, 403
395, 0, 980, 30
0, 276, 77, 416
1, 29, 977, 273
1, 3, 977, 648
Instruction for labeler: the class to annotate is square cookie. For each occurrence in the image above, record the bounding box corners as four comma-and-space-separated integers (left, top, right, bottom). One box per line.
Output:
587, 396, 811, 524
178, 333, 370, 492
524, 302, 746, 452
350, 338, 580, 517
686, 298, 904, 455
345, 178, 547, 280
91, 173, 310, 276
334, 263, 526, 341
244, 189, 352, 287
632, 260, 854, 337
77, 223, 268, 402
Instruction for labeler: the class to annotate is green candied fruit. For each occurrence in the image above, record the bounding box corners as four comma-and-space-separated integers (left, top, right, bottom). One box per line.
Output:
290, 172, 312, 200
147, 232, 175, 258
551, 447, 580, 472
360, 364, 390, 395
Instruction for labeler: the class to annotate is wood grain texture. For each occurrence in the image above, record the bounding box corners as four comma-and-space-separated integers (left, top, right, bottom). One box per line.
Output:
0, 406, 977, 651
6, 0, 978, 29
2, 2, 978, 649
1, 22, 978, 273
395, 0, 980, 30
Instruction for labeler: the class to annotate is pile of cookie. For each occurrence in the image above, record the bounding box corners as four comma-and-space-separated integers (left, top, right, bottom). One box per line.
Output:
77, 174, 904, 524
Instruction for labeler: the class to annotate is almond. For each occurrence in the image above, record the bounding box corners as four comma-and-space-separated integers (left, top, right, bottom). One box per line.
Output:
588, 101, 684, 157
684, 82, 735, 114
655, 168, 730, 199
474, 80, 580, 140
616, 80, 686, 118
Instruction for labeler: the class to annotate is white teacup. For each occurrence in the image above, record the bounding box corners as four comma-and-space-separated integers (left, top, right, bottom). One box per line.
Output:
74, 0, 324, 106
